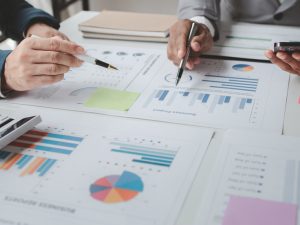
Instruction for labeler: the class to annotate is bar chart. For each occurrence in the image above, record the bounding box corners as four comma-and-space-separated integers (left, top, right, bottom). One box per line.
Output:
9, 129, 83, 155
0, 150, 57, 177
110, 141, 177, 167
0, 129, 84, 177
142, 89, 254, 114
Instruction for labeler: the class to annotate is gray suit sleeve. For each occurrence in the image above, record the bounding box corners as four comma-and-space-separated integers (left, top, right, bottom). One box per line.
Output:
177, 0, 221, 21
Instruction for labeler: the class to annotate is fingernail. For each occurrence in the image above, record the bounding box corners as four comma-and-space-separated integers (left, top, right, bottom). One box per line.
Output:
76, 60, 84, 66
277, 53, 285, 59
178, 50, 185, 58
193, 42, 201, 51
76, 46, 85, 54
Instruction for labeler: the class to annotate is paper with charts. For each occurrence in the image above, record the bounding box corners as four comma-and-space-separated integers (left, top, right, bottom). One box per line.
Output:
130, 58, 289, 132
8, 44, 165, 113
8, 44, 289, 132
0, 107, 214, 225
193, 130, 300, 225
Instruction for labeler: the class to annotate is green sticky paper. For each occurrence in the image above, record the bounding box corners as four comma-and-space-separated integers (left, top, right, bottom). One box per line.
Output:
84, 88, 140, 111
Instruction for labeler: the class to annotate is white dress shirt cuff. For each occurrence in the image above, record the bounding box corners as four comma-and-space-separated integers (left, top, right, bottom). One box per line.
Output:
190, 16, 215, 38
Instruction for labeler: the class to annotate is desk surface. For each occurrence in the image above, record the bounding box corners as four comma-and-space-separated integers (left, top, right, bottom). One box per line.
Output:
57, 11, 300, 224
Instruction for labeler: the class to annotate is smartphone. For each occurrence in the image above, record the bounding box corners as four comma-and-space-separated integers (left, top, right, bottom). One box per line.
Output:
274, 42, 300, 53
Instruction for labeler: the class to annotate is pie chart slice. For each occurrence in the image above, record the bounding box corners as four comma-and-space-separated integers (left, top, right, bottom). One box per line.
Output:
232, 64, 254, 72
90, 171, 144, 203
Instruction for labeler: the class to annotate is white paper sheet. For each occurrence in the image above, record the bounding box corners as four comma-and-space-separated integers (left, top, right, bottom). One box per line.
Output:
0, 107, 214, 225
207, 22, 300, 60
130, 58, 289, 132
193, 130, 300, 225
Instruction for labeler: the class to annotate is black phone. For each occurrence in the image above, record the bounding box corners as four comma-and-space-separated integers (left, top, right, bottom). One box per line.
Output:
274, 42, 300, 53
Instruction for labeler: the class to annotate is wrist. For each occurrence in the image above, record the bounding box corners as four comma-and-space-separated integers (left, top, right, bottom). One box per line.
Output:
0, 50, 13, 98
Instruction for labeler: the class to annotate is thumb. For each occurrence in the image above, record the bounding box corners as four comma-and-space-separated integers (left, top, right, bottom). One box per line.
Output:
191, 32, 212, 52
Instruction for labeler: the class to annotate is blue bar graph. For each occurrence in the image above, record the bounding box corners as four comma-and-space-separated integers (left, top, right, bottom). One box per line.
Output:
46, 133, 83, 142
38, 159, 57, 176
159, 90, 169, 101
239, 98, 247, 109
183, 92, 189, 96
224, 96, 231, 103
202, 94, 210, 103
110, 142, 177, 167
17, 155, 33, 169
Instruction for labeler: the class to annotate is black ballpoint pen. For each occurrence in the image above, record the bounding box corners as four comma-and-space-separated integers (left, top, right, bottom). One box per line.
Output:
176, 22, 198, 86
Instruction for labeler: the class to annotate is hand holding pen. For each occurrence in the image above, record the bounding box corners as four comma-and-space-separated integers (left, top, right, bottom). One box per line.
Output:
176, 22, 199, 85
167, 20, 214, 82
3, 34, 119, 92
3, 35, 84, 91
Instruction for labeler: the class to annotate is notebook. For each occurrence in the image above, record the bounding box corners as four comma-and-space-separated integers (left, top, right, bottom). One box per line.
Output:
79, 10, 177, 42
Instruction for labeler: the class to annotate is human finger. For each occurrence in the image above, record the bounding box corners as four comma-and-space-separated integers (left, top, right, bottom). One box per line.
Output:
31, 50, 83, 67
265, 50, 294, 73
31, 64, 70, 76
28, 37, 85, 55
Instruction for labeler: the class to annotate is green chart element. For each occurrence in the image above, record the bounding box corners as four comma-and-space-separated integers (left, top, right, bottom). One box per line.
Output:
84, 88, 140, 111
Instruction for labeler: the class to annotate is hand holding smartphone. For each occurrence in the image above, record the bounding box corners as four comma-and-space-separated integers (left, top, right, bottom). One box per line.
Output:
274, 42, 300, 54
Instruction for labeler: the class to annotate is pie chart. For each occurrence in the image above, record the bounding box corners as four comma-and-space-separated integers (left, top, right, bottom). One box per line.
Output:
90, 171, 144, 203
232, 64, 254, 72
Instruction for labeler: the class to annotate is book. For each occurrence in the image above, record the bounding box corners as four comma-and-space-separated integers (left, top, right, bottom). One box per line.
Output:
79, 10, 177, 42
81, 31, 169, 43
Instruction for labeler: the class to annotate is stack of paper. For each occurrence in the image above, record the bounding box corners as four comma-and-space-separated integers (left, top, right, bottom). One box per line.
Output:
79, 10, 177, 42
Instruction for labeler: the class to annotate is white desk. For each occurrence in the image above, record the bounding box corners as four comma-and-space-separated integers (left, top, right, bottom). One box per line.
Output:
0, 11, 298, 225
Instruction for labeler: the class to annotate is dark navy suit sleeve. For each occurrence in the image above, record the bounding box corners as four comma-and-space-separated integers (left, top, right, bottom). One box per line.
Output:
0, 0, 60, 41
0, 0, 60, 96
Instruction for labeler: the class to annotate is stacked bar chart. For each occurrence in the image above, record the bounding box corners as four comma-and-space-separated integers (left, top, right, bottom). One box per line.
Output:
9, 130, 83, 155
202, 74, 258, 92
0, 151, 56, 177
110, 142, 177, 167
0, 129, 84, 177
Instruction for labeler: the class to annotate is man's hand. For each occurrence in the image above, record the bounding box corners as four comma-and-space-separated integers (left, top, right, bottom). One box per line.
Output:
4, 36, 84, 91
26, 23, 69, 40
265, 50, 300, 75
167, 19, 213, 70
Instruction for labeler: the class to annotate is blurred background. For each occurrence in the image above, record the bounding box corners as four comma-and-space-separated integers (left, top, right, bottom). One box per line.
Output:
0, 0, 178, 49
28, 0, 178, 21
